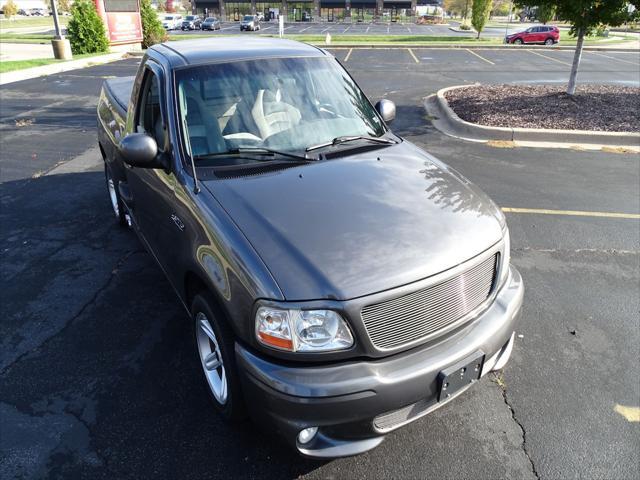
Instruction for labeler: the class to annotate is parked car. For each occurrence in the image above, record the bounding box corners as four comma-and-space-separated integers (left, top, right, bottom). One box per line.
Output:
240, 15, 260, 31
505, 25, 560, 45
302, 11, 313, 21
97, 37, 523, 458
181, 15, 202, 30
201, 17, 221, 30
17, 8, 31, 15
162, 14, 182, 30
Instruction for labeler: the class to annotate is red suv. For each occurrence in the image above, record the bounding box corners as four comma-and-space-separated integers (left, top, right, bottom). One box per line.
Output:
505, 25, 560, 45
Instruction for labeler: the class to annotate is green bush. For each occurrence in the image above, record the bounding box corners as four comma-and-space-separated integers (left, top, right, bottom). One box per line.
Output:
460, 23, 471, 30
140, 0, 168, 48
67, 0, 110, 55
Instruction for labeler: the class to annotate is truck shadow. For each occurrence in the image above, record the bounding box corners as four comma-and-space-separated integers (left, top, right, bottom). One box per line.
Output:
0, 171, 327, 479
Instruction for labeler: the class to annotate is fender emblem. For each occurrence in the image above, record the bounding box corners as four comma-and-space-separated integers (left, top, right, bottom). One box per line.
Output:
171, 214, 185, 231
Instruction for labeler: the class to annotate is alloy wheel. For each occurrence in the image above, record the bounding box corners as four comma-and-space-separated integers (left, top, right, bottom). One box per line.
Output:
195, 312, 228, 405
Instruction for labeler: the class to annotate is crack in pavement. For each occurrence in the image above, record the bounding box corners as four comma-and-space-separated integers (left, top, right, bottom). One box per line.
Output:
0, 249, 144, 377
493, 374, 540, 480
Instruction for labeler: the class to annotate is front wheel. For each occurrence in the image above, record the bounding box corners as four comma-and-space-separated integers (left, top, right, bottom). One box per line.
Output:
192, 292, 246, 421
544, 38, 554, 46
514, 38, 523, 45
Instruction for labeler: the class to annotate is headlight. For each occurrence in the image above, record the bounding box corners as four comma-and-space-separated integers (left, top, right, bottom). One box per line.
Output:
500, 227, 511, 286
255, 306, 354, 352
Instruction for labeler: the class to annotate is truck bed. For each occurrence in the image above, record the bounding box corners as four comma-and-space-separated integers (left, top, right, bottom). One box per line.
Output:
104, 76, 135, 119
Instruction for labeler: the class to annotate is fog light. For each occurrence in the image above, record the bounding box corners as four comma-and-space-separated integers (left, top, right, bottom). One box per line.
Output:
297, 427, 318, 444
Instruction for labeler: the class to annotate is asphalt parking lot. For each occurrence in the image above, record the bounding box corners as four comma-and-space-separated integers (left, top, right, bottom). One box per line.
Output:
1, 47, 639, 479
170, 21, 508, 37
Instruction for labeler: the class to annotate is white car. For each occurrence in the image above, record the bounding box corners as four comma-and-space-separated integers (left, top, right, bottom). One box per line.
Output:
162, 14, 182, 30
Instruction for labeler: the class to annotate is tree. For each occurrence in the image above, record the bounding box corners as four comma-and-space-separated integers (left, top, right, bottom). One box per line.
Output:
67, 0, 110, 54
516, 1, 640, 95
3, 0, 18, 19
140, 0, 167, 48
472, 0, 493, 38
492, 0, 512, 17
535, 4, 555, 23
57, 0, 71, 13
444, 0, 471, 18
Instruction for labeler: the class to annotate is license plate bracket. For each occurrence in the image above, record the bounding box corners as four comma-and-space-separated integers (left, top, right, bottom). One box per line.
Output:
437, 351, 485, 402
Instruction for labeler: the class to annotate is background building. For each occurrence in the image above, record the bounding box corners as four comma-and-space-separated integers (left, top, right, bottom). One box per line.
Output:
193, 0, 441, 22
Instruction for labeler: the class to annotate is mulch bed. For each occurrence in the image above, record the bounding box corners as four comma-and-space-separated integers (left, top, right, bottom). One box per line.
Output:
444, 84, 640, 132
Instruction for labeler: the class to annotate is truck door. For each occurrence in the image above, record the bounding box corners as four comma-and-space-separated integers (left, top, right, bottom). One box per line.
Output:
125, 63, 190, 291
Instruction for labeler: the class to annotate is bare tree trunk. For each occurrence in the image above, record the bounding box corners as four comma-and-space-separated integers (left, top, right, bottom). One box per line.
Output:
567, 28, 585, 96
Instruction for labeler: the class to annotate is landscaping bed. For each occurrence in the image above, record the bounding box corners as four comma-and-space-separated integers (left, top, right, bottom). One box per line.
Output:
444, 84, 640, 132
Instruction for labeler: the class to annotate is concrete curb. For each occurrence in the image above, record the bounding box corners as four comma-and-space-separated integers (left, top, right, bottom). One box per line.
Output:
425, 84, 640, 148
0, 51, 130, 86
319, 43, 637, 51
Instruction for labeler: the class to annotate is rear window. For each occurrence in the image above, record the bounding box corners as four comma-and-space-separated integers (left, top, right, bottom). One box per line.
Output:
243, 15, 254, 21
186, 16, 196, 20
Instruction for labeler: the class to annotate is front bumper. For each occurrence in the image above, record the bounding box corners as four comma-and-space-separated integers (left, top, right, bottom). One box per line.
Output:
236, 265, 524, 458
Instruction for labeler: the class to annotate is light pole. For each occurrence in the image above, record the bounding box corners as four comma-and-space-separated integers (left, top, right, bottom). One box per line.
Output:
50, 0, 72, 59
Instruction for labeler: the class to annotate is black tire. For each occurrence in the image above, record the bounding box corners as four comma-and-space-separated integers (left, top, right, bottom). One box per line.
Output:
104, 163, 128, 227
514, 38, 523, 45
191, 292, 246, 421
544, 38, 554, 46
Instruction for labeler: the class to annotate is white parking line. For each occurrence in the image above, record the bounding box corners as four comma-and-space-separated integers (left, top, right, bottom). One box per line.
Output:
261, 26, 273, 31
366, 26, 370, 33
321, 26, 332, 33
526, 49, 572, 66
220, 26, 236, 31
300, 26, 311, 32
407, 27, 412, 33
343, 26, 351, 33
344, 48, 353, 62
466, 49, 495, 65
407, 48, 419, 63
387, 25, 390, 34
588, 51, 639, 66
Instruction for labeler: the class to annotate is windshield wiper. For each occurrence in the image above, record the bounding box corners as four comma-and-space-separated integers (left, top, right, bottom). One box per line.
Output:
306, 135, 397, 152
194, 147, 313, 163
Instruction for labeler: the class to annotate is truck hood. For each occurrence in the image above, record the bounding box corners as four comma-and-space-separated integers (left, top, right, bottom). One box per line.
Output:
203, 141, 504, 301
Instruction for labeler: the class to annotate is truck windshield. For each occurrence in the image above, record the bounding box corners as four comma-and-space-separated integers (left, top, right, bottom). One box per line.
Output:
175, 57, 386, 165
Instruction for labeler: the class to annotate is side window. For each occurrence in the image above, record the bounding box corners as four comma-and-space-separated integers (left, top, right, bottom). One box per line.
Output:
137, 71, 166, 150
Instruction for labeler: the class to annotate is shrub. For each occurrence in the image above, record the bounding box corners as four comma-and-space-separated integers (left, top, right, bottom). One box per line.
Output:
3, 0, 18, 19
471, 0, 493, 38
460, 23, 471, 30
67, 0, 110, 54
140, 0, 168, 48
57, 0, 71, 13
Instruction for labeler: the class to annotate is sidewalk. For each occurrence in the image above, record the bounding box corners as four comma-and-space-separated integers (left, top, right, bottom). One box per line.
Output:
0, 42, 54, 61
0, 51, 129, 85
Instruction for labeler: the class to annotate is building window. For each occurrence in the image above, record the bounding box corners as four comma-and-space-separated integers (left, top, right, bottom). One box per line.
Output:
287, 2, 314, 21
255, 3, 280, 20
226, 1, 253, 21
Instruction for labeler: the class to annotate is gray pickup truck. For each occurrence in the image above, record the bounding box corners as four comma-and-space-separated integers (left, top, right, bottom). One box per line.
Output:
97, 37, 523, 458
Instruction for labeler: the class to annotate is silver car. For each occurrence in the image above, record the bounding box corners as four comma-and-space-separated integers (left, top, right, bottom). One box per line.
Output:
240, 15, 260, 31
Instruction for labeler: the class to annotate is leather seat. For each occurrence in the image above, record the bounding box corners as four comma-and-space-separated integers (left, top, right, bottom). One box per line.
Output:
251, 89, 301, 139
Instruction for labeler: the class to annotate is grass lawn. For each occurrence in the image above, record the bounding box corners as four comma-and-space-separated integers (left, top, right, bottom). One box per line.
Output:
0, 16, 69, 29
168, 32, 636, 46
0, 33, 53, 43
0, 53, 102, 73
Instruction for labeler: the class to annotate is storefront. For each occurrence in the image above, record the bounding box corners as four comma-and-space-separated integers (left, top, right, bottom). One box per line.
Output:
287, 0, 314, 21
225, 0, 253, 20
382, 0, 413, 22
319, 0, 346, 22
255, 2, 280, 20
350, 1, 375, 21
194, 1, 221, 17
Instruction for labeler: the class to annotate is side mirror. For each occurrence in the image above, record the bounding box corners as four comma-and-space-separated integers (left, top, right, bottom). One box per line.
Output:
119, 133, 159, 168
375, 99, 396, 124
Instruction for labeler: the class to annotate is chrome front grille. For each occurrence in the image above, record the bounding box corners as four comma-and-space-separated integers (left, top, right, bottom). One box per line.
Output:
361, 254, 498, 350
